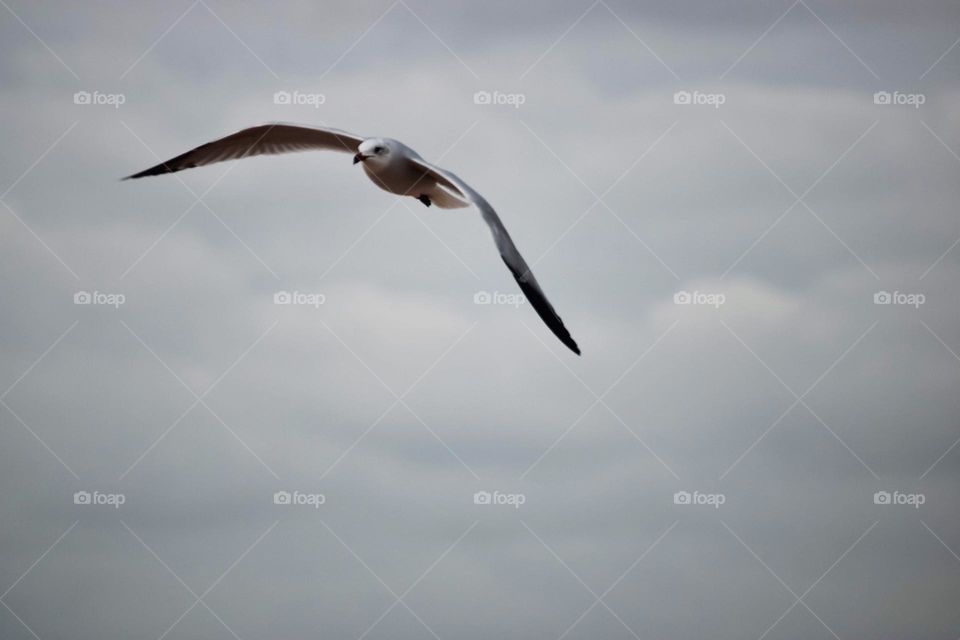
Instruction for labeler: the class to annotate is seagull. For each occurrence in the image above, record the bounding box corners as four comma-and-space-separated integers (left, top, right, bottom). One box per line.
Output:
125, 123, 580, 355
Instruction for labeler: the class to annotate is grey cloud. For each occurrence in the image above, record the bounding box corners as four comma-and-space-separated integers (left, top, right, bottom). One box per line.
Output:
1, 1, 959, 639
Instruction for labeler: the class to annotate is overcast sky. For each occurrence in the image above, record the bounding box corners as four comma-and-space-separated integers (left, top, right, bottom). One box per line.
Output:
1, 1, 959, 639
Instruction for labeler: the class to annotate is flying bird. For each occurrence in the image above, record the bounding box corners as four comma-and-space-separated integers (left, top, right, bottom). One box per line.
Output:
126, 123, 580, 355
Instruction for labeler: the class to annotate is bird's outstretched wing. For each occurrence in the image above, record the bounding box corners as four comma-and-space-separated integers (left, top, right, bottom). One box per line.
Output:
124, 123, 364, 179
409, 157, 581, 355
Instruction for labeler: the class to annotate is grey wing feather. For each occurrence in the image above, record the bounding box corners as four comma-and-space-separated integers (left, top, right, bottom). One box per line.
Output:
124, 123, 364, 179
409, 158, 580, 355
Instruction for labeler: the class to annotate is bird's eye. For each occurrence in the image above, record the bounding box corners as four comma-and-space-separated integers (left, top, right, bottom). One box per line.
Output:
374, 146, 384, 154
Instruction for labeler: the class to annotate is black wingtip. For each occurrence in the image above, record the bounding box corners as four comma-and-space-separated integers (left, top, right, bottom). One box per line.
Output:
122, 169, 152, 180
502, 258, 581, 356
124, 150, 203, 180
560, 333, 581, 356
550, 323, 581, 356
123, 164, 174, 180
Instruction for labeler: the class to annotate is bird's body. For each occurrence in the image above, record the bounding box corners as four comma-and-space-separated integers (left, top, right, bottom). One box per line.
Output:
126, 123, 580, 355
355, 137, 469, 209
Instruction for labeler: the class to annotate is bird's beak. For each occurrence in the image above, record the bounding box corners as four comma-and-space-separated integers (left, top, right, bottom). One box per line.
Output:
353, 153, 367, 165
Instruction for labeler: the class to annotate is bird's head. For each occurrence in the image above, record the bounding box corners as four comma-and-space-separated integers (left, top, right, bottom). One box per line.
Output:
353, 138, 392, 166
